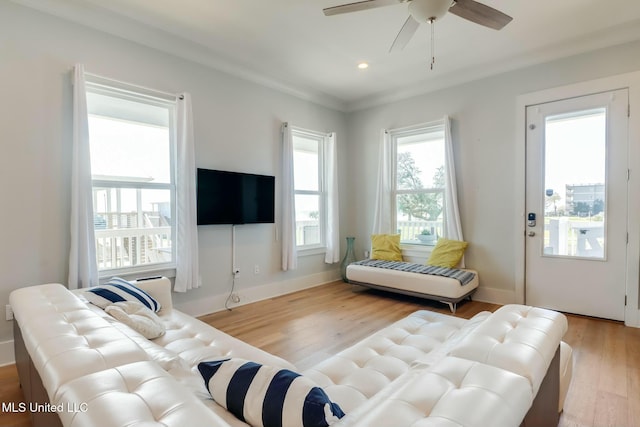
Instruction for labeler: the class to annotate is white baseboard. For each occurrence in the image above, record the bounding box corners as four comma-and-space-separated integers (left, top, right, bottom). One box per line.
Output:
473, 286, 516, 305
0, 338, 15, 367
175, 269, 341, 318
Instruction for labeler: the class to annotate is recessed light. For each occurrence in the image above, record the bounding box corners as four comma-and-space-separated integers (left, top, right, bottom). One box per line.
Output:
357, 62, 369, 70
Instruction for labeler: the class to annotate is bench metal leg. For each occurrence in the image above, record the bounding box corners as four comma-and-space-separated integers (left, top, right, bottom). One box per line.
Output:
441, 301, 457, 313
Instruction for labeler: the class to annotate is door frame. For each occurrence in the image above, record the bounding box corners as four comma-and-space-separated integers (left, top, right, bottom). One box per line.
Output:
515, 71, 640, 327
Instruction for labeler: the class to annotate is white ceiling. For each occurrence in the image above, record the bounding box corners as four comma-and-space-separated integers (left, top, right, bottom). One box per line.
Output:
14, 0, 640, 111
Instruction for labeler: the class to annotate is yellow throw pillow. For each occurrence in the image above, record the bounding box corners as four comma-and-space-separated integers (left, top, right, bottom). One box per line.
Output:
370, 234, 403, 262
427, 238, 468, 268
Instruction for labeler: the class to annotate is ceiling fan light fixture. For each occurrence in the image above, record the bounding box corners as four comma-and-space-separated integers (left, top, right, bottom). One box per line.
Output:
408, 0, 452, 24
323, 0, 513, 69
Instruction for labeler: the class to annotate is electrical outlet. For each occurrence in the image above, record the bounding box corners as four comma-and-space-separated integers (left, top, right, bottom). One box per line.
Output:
231, 293, 241, 303
5, 304, 13, 321
254, 264, 260, 275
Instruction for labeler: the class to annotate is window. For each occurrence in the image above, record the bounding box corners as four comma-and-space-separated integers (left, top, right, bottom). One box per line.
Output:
292, 128, 326, 250
86, 83, 176, 276
391, 123, 445, 245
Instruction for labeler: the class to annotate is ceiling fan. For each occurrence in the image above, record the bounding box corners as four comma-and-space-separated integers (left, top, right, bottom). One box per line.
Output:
323, 0, 512, 68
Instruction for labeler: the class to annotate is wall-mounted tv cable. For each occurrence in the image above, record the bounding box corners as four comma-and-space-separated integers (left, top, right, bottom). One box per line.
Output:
225, 225, 240, 310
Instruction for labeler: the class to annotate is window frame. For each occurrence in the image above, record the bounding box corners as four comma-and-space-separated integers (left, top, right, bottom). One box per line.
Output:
389, 122, 446, 249
291, 127, 328, 254
86, 80, 178, 278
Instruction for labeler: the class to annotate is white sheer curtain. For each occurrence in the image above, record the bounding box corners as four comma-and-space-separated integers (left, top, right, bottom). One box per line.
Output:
174, 93, 200, 292
68, 64, 98, 289
442, 115, 465, 267
324, 132, 340, 264
281, 123, 297, 271
443, 116, 464, 240
372, 129, 393, 234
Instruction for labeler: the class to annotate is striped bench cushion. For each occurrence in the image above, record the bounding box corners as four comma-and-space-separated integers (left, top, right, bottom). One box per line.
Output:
352, 259, 476, 285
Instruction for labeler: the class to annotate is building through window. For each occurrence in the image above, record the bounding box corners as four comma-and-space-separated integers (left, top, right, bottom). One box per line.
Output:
86, 83, 176, 275
291, 128, 326, 250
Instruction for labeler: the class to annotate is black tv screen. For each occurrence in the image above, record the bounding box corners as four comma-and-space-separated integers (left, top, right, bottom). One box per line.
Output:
197, 168, 275, 225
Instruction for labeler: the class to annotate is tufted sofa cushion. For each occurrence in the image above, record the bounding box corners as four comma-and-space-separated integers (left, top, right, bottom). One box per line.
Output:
76, 279, 295, 372
10, 284, 149, 401
332, 357, 533, 427
55, 361, 227, 427
153, 309, 296, 370
303, 310, 491, 412
448, 304, 568, 395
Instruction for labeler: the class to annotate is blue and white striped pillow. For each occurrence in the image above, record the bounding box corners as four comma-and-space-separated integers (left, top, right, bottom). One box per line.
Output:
198, 359, 345, 427
84, 277, 161, 313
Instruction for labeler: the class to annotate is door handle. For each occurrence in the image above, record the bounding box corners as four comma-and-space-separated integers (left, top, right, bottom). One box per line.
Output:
528, 231, 536, 237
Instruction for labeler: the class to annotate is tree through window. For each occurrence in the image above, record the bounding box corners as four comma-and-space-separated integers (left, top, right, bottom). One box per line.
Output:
392, 124, 446, 245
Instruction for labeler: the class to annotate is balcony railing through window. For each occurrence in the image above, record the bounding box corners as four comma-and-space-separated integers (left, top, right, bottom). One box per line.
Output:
397, 220, 443, 245
94, 211, 172, 270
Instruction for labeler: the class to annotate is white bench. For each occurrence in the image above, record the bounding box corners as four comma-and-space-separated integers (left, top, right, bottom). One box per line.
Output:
346, 263, 479, 312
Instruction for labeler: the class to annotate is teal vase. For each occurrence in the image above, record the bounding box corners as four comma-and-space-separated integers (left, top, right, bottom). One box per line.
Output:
340, 237, 357, 282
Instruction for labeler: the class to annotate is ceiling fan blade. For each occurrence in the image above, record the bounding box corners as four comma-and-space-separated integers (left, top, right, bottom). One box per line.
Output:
323, 0, 401, 16
389, 15, 420, 52
449, 0, 513, 30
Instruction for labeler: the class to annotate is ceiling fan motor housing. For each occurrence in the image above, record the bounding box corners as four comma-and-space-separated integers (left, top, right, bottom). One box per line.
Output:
409, 0, 452, 23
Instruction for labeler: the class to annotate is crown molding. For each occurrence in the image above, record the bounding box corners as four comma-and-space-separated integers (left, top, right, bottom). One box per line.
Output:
345, 19, 640, 112
10, 0, 348, 112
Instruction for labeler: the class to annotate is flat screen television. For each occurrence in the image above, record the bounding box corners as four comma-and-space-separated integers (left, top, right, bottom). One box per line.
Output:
196, 168, 275, 225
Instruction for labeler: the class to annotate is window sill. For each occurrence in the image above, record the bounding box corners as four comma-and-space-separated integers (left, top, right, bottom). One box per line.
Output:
297, 246, 327, 257
98, 265, 176, 284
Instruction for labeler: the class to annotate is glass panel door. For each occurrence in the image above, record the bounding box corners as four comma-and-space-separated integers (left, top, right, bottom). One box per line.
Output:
543, 108, 607, 259
525, 89, 628, 321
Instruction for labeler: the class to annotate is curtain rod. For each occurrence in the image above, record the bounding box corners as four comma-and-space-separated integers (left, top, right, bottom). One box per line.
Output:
84, 71, 183, 101
386, 117, 445, 134
283, 122, 332, 137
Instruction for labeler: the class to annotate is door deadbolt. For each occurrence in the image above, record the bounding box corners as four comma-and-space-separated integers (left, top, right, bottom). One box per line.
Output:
527, 213, 536, 227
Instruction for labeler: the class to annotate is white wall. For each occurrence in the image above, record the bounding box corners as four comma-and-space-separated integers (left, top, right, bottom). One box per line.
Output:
0, 2, 348, 344
2, 2, 640, 352
346, 39, 640, 303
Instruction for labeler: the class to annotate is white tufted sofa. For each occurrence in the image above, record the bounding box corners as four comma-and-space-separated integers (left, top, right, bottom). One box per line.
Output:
306, 306, 573, 426
10, 278, 572, 427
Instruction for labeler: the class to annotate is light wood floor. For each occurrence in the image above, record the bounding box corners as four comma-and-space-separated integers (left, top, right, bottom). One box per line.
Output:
2, 281, 639, 426
199, 282, 500, 370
